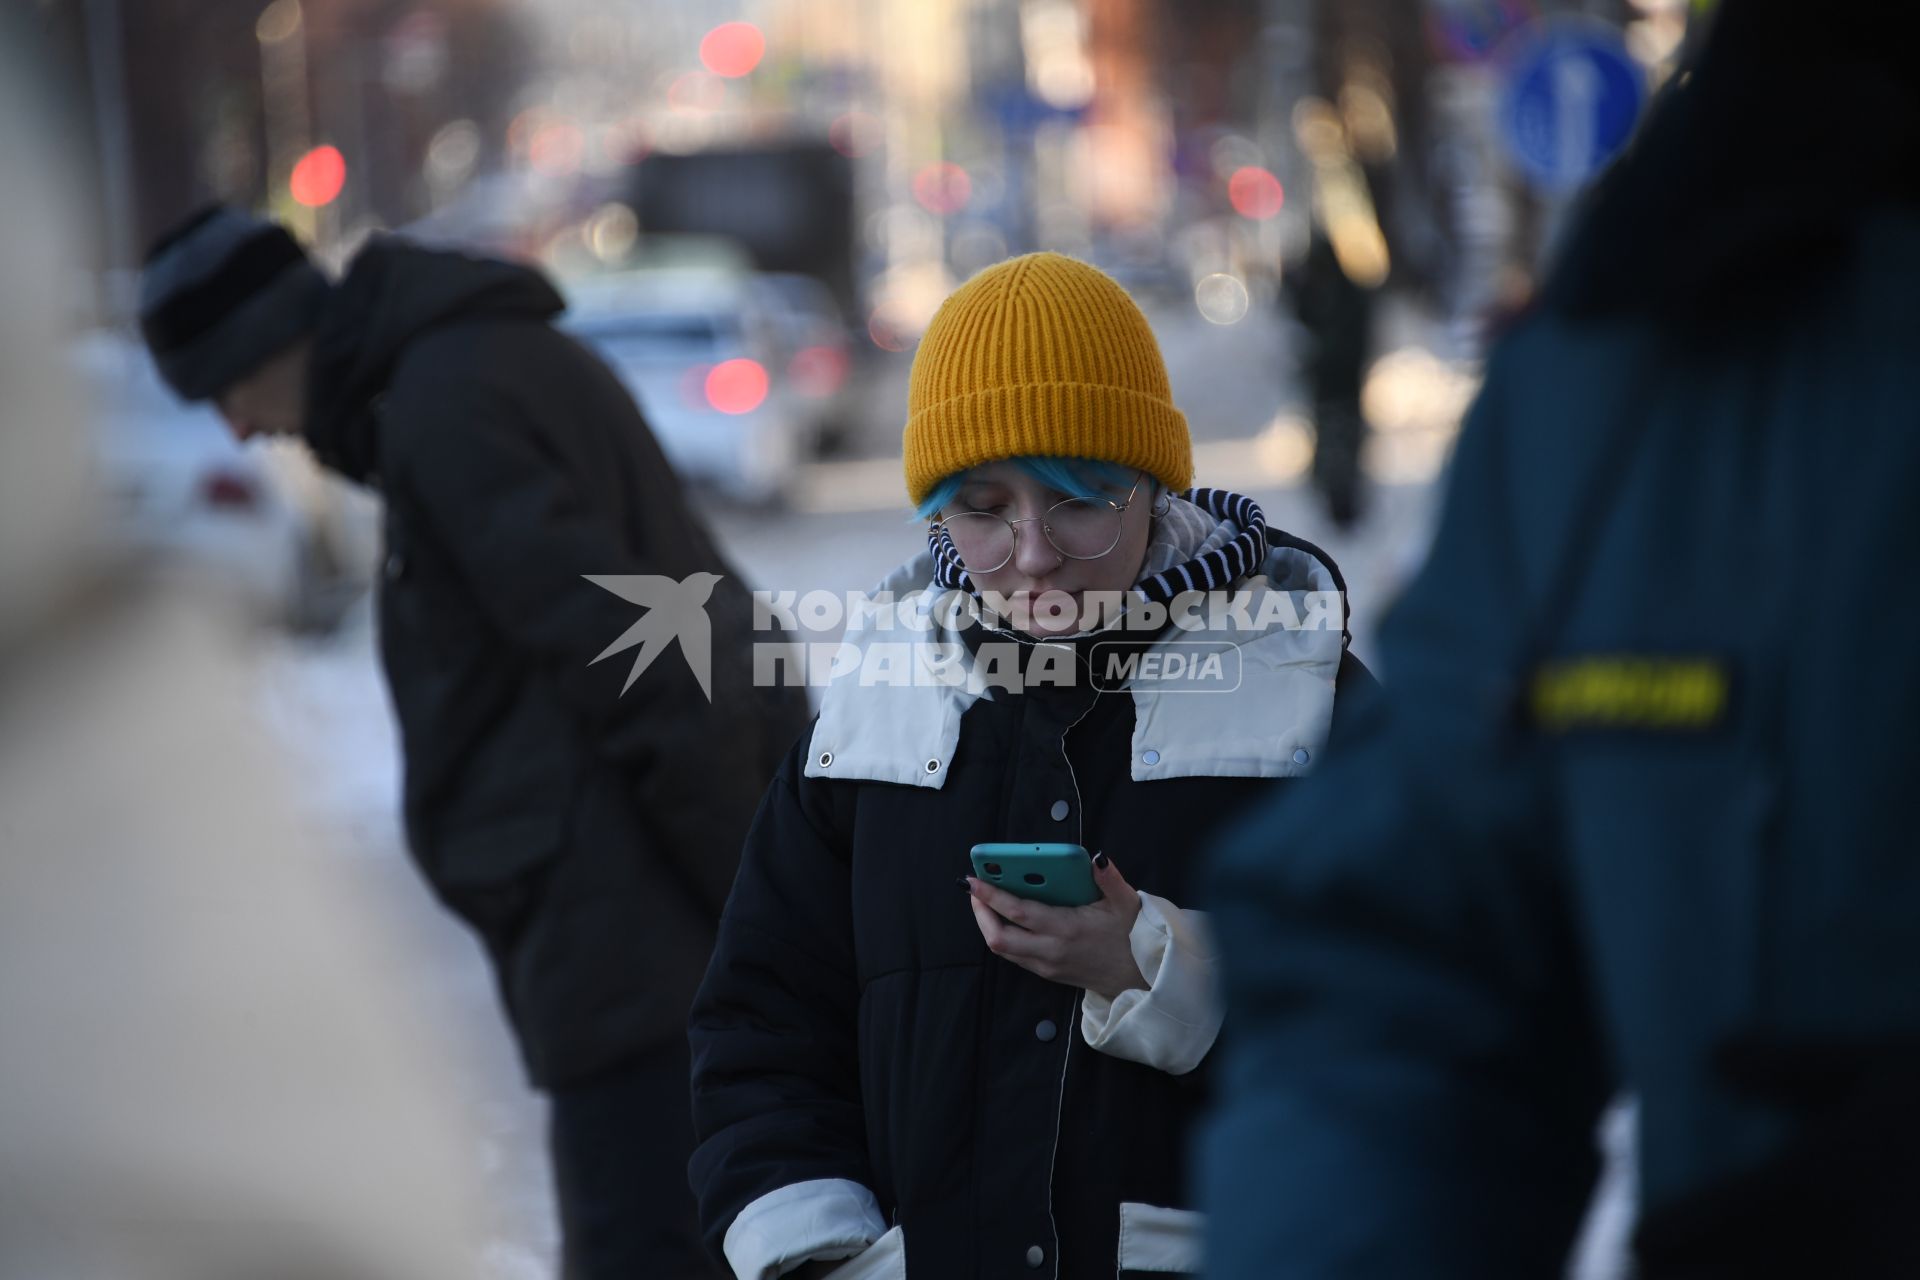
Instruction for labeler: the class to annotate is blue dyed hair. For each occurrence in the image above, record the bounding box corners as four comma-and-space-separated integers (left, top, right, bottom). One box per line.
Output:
913, 456, 1147, 521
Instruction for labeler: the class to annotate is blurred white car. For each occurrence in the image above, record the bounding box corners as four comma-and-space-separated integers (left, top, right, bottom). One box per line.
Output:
561, 269, 810, 505
71, 330, 374, 631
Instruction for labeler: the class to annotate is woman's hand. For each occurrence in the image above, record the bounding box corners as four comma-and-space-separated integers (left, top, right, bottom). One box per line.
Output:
965, 853, 1146, 1000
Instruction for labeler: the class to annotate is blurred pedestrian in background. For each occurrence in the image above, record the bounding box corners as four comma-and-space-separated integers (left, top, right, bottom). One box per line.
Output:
688, 253, 1376, 1280
138, 211, 808, 1280
1289, 226, 1377, 531
1202, 3, 1920, 1276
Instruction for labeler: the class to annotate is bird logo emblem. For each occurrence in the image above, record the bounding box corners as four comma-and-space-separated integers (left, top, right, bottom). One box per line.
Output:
584, 573, 723, 700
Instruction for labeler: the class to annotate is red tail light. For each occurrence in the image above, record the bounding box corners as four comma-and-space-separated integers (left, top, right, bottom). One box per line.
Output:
199, 469, 261, 512
787, 344, 849, 398
705, 358, 769, 415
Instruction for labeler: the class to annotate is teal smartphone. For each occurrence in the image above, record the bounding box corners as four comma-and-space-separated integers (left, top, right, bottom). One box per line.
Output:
969, 842, 1100, 908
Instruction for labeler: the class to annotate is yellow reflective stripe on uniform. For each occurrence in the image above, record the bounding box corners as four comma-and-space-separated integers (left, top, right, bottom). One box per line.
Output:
1530, 656, 1731, 733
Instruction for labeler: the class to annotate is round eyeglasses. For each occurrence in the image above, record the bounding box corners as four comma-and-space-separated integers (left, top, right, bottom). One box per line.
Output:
932, 473, 1146, 574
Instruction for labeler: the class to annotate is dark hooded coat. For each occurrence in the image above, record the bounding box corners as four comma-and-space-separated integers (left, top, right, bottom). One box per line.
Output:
305, 238, 808, 1088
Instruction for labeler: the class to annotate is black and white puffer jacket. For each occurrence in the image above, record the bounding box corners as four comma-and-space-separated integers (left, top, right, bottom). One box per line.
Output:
690, 492, 1377, 1280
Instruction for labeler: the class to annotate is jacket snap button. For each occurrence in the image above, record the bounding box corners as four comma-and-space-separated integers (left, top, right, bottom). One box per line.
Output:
1034, 1019, 1057, 1042
818, 751, 833, 768
1026, 1245, 1046, 1268
925, 758, 940, 774
1049, 800, 1069, 821
1293, 748, 1311, 766
1141, 749, 1160, 766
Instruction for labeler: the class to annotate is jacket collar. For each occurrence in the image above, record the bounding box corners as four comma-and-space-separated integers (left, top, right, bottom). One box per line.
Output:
803, 524, 1349, 790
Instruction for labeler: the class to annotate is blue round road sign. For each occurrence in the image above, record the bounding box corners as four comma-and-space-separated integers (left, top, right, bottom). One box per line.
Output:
1498, 19, 1645, 193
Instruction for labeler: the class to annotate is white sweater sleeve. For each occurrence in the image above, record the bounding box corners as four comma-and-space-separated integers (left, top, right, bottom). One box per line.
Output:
1079, 892, 1222, 1076
723, 1178, 889, 1280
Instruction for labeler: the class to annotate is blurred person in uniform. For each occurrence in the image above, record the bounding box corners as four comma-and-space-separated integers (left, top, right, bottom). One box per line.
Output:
0, 26, 488, 1280
138, 209, 809, 1280
1201, 3, 1920, 1277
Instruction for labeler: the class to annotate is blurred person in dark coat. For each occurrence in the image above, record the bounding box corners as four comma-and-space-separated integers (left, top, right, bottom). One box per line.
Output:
138, 211, 809, 1279
1201, 3, 1920, 1277
1289, 227, 1376, 531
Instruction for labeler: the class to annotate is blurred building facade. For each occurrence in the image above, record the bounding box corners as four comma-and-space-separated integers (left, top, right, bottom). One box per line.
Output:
38, 0, 1689, 339
41, 0, 531, 283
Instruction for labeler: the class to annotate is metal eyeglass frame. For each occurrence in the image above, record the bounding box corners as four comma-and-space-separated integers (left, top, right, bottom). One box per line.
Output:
931, 471, 1159, 574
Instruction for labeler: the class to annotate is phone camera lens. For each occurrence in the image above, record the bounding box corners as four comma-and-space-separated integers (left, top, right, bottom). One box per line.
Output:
1023, 873, 1046, 886
983, 862, 1002, 877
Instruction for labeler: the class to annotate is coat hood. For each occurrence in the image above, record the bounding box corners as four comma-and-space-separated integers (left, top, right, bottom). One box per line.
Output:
304, 238, 565, 481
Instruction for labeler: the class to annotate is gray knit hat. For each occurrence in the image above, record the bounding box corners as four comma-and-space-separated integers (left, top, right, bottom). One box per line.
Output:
139, 206, 332, 402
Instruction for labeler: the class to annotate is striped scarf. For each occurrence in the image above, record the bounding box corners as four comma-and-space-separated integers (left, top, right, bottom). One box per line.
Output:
927, 487, 1270, 607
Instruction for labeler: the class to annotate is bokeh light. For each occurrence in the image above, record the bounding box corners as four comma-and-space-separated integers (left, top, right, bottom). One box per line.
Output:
423, 120, 481, 190
255, 0, 302, 45
1339, 76, 1399, 162
788, 345, 849, 397
528, 122, 584, 176
584, 203, 639, 263
705, 358, 769, 414
1208, 133, 1264, 180
911, 163, 972, 216
1293, 96, 1346, 160
1194, 273, 1250, 325
289, 145, 346, 207
1256, 411, 1317, 484
868, 312, 909, 352
700, 22, 765, 79
1228, 166, 1285, 219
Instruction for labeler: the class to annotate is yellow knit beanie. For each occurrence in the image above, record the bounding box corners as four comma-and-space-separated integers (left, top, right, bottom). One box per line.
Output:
903, 252, 1192, 506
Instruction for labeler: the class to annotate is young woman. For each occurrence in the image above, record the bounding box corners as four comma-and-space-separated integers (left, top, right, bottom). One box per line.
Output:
689, 253, 1374, 1280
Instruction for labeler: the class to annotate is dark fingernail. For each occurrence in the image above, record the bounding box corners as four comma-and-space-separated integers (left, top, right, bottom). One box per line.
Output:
1094, 853, 1110, 869
956, 875, 972, 891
